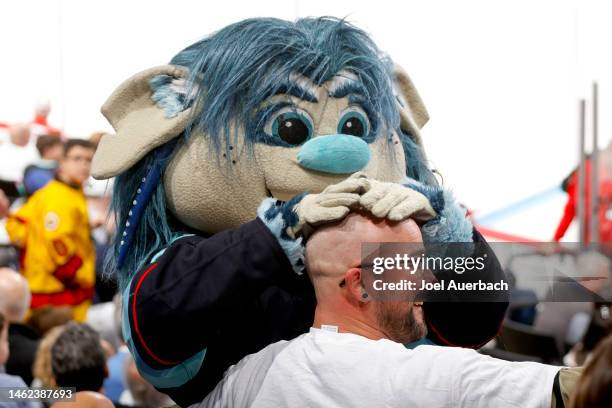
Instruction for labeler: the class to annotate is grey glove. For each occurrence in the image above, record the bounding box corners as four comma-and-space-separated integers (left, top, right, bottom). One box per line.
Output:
288, 172, 369, 238
359, 179, 436, 223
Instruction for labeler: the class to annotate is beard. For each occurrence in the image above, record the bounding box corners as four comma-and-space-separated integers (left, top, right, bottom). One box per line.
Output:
375, 302, 427, 343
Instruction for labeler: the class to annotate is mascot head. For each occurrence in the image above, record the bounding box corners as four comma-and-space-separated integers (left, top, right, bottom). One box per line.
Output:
92, 17, 436, 287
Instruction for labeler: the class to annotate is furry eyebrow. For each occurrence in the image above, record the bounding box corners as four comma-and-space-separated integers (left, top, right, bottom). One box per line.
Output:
273, 81, 318, 103
329, 80, 367, 99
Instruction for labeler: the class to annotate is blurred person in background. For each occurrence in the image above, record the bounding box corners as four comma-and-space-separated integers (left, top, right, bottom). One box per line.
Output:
564, 298, 612, 366
85, 132, 116, 303
554, 142, 612, 243
6, 140, 96, 321
51, 392, 113, 408
31, 325, 66, 389
50, 322, 108, 391
31, 101, 61, 138
49, 323, 112, 408
101, 295, 129, 405
0, 124, 38, 183
0, 191, 8, 219
0, 311, 38, 408
87, 293, 121, 356
118, 355, 173, 408
569, 334, 612, 408
535, 250, 611, 351
0, 186, 16, 272
0, 268, 39, 386
26, 306, 72, 339
22, 136, 63, 196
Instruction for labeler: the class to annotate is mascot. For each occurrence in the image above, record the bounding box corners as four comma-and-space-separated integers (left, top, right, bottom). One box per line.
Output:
92, 17, 508, 406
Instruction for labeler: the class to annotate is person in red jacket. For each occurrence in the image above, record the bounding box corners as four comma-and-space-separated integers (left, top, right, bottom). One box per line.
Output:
554, 155, 612, 243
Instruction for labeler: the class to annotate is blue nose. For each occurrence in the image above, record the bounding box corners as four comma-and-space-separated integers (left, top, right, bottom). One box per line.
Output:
297, 135, 371, 174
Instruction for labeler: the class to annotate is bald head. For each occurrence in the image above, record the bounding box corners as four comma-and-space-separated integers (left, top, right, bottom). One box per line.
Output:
51, 391, 114, 408
305, 212, 423, 299
8, 124, 30, 147
0, 268, 31, 323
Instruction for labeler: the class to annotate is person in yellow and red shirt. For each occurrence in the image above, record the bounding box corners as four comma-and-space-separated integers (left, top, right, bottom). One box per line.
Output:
6, 139, 96, 321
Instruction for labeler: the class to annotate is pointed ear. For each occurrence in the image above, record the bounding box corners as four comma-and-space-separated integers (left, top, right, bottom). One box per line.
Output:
392, 64, 429, 149
92, 65, 192, 179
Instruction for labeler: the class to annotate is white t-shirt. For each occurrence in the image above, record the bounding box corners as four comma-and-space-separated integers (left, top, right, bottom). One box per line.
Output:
197, 328, 560, 408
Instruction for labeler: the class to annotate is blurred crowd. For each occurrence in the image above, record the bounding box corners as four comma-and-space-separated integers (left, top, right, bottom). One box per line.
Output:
0, 282, 173, 408
0, 107, 172, 408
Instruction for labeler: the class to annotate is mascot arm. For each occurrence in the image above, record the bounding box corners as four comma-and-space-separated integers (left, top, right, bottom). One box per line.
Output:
123, 217, 297, 394
256, 195, 308, 275
398, 178, 509, 348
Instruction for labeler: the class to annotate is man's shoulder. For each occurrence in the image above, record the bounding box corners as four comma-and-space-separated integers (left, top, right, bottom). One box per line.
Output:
0, 373, 27, 388
36, 180, 83, 205
29, 179, 60, 200
37, 178, 60, 191
9, 323, 40, 341
200, 339, 292, 408
226, 338, 297, 383
237, 339, 293, 370
409, 344, 479, 360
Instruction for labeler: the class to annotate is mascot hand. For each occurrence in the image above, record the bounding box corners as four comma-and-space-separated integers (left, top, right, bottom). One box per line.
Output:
359, 179, 436, 223
289, 172, 369, 238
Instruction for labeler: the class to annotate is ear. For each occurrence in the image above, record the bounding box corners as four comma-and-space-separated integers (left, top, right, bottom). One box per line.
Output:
345, 267, 369, 303
92, 65, 193, 179
392, 64, 429, 150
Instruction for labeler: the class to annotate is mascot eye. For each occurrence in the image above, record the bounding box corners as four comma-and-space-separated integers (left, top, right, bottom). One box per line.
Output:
337, 108, 369, 137
267, 108, 313, 146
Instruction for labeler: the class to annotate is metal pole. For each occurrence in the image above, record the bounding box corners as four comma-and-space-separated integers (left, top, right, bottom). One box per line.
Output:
591, 82, 599, 245
578, 99, 586, 245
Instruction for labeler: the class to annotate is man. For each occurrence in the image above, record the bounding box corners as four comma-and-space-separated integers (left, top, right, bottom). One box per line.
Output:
6, 140, 96, 321
199, 212, 575, 408
0, 268, 38, 385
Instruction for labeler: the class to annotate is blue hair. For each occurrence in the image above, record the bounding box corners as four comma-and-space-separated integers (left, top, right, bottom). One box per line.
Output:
169, 17, 401, 155
400, 130, 438, 186
105, 141, 185, 289
108, 17, 437, 288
